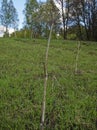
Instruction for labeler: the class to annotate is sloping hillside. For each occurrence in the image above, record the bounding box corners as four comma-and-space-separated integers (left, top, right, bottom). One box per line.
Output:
0, 38, 97, 130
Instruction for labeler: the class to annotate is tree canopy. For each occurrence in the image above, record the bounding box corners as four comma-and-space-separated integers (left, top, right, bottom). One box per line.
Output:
0, 0, 19, 36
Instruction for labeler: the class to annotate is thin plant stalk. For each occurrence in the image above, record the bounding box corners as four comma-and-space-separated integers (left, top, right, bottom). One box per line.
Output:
75, 40, 81, 73
40, 23, 53, 130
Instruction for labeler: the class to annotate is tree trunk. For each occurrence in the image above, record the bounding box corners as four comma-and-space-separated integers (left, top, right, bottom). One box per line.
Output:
61, 0, 66, 39
76, 14, 82, 40
5, 26, 9, 37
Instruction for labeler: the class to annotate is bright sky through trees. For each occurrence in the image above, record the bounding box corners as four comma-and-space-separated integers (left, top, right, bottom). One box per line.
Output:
13, 0, 46, 29
0, 0, 46, 29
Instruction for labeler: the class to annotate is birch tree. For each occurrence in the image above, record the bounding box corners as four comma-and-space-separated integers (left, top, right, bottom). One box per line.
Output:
24, 0, 39, 38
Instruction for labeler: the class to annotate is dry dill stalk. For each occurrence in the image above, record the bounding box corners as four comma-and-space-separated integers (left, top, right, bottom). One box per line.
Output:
40, 23, 53, 130
75, 41, 81, 74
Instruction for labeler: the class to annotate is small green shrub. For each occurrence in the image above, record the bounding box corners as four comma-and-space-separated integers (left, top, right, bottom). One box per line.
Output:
67, 33, 77, 40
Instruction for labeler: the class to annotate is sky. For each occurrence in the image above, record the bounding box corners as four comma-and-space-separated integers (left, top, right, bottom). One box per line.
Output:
13, 0, 25, 29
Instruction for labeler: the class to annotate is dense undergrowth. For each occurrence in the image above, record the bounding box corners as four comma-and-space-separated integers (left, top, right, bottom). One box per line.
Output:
0, 38, 97, 130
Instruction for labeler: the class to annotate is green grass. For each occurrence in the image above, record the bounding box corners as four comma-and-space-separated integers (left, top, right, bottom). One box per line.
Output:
0, 38, 97, 130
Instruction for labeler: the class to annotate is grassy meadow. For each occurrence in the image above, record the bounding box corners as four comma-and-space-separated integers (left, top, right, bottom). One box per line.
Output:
0, 38, 97, 130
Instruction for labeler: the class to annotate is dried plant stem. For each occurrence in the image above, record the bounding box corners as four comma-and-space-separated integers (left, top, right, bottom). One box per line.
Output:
75, 41, 81, 73
40, 23, 53, 130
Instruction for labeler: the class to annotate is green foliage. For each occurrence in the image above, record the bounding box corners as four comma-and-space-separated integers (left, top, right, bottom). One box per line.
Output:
0, 38, 97, 129
9, 0, 19, 30
23, 0, 61, 39
11, 29, 31, 38
67, 33, 77, 40
23, 0, 39, 38
3, 31, 9, 37
0, 0, 10, 28
0, 0, 19, 33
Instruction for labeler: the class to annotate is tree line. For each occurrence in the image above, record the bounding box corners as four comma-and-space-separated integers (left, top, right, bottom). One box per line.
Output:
0, 0, 97, 41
